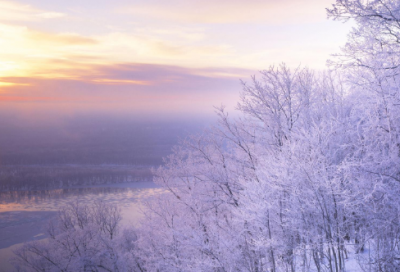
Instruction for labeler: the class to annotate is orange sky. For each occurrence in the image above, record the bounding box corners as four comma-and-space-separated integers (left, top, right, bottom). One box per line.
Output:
0, 0, 352, 117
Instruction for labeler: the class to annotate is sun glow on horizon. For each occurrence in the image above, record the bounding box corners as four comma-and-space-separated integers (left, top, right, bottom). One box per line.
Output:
0, 0, 351, 79
0, 0, 353, 117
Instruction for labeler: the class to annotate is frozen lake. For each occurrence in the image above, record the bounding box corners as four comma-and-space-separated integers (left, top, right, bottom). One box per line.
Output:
0, 182, 162, 272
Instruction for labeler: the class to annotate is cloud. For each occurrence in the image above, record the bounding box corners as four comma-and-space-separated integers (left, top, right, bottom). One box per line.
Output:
36, 12, 65, 19
134, 27, 206, 42
28, 31, 98, 45
0, 1, 65, 22
0, 63, 248, 117
0, 0, 349, 81
118, 0, 331, 24
0, 23, 101, 77
84, 63, 251, 89
96, 31, 233, 62
91, 79, 152, 85
0, 22, 234, 78
0, 81, 30, 87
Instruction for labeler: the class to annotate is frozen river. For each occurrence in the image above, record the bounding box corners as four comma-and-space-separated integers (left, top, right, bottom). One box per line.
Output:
0, 182, 162, 272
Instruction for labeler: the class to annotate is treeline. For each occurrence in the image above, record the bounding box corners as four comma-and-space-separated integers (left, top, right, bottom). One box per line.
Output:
0, 186, 141, 205
0, 165, 152, 191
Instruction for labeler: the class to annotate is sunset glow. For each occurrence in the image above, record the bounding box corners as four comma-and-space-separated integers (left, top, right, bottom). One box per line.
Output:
0, 0, 351, 116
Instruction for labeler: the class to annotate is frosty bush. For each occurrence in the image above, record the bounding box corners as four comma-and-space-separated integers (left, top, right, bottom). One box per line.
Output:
12, 202, 144, 272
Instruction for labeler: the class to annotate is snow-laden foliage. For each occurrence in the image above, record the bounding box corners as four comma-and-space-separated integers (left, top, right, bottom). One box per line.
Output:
135, 66, 356, 272
13, 1, 400, 271
12, 202, 145, 272
134, 1, 400, 270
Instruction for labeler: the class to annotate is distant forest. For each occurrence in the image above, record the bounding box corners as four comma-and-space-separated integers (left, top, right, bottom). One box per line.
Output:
0, 120, 204, 190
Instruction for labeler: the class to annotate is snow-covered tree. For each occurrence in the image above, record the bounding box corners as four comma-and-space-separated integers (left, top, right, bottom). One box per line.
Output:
133, 66, 354, 272
12, 202, 145, 272
14, 1, 400, 272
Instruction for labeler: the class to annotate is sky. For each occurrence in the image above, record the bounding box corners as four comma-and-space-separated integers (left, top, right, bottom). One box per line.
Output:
0, 0, 351, 121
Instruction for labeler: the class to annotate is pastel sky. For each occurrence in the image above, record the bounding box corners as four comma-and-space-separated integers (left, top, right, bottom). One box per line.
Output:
0, 0, 351, 120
